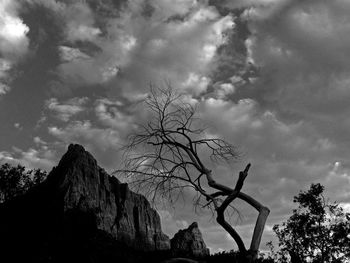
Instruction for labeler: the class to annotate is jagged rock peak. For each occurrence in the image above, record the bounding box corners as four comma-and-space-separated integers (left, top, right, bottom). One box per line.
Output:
56, 143, 170, 251
171, 222, 210, 258
57, 144, 98, 171
61, 144, 93, 163
188, 222, 198, 229
17, 144, 170, 252
68, 143, 85, 151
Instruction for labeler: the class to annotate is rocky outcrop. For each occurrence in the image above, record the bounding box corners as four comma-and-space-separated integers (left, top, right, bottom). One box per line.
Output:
171, 222, 210, 258
49, 144, 170, 251
0, 144, 170, 262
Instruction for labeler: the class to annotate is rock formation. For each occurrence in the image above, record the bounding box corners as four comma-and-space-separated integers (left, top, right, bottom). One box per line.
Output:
171, 222, 210, 258
49, 144, 170, 250
0, 144, 169, 262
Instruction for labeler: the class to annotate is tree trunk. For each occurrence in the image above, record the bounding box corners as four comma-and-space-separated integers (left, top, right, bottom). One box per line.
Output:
216, 212, 264, 263
210, 164, 270, 263
216, 212, 247, 254
246, 249, 258, 263
250, 206, 270, 253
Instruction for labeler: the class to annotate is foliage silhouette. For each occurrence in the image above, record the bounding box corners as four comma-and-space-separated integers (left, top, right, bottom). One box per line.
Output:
204, 249, 275, 263
273, 183, 350, 263
0, 163, 47, 203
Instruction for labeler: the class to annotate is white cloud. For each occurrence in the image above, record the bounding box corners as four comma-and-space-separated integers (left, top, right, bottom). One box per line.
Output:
0, 151, 14, 162
214, 83, 235, 99
95, 98, 134, 131
0, 83, 10, 96
0, 0, 30, 60
45, 97, 88, 122
59, 46, 91, 62
48, 121, 121, 151
14, 122, 22, 130
64, 2, 101, 43
151, 0, 196, 19
181, 73, 210, 95
52, 1, 234, 95
58, 45, 124, 85
0, 58, 12, 95
67, 25, 101, 43
33, 136, 47, 145
28, 0, 99, 43
0, 0, 30, 95
0, 146, 56, 171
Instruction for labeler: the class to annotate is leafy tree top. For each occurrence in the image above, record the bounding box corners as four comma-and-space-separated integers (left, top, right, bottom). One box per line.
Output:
0, 163, 47, 203
273, 183, 350, 263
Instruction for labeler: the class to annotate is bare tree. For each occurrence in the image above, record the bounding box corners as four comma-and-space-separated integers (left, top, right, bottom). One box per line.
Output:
116, 86, 270, 262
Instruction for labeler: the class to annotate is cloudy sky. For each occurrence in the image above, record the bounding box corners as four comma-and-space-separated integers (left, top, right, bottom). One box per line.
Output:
1, 0, 350, 253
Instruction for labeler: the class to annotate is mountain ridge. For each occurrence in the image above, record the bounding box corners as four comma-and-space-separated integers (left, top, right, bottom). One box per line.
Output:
0, 144, 170, 262
0, 144, 210, 263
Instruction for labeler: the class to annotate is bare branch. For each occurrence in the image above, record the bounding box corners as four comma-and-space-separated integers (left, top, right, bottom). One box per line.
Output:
115, 85, 269, 261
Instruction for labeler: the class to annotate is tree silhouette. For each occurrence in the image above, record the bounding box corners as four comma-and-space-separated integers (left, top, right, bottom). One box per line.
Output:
0, 163, 47, 203
273, 183, 350, 263
116, 86, 270, 262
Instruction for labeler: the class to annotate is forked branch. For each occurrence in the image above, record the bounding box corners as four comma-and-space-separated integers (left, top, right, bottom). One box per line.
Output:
115, 85, 269, 261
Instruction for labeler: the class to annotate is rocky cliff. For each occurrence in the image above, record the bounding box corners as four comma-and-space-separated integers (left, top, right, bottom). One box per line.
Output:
49, 144, 170, 250
0, 144, 169, 262
171, 222, 210, 258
